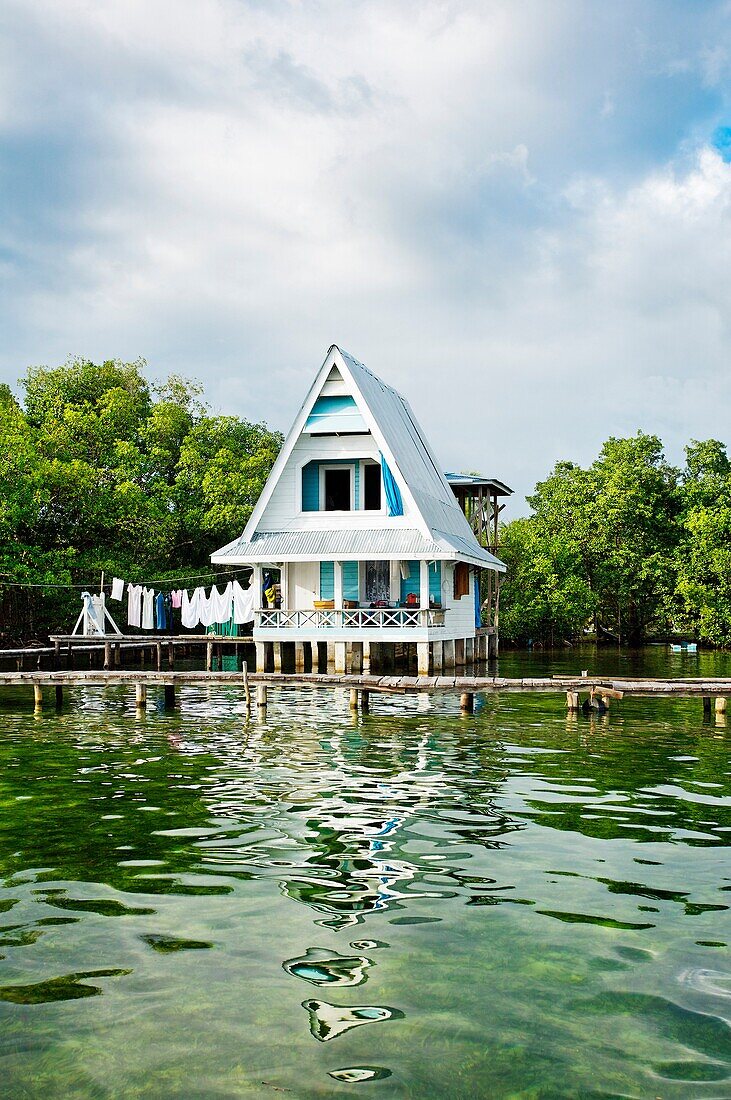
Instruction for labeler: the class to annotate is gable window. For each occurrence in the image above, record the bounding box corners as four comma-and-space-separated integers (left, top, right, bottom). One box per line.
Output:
363, 463, 382, 511
324, 466, 352, 511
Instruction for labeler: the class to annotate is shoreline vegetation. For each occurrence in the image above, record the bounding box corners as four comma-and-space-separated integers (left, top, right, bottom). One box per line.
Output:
1, 359, 729, 649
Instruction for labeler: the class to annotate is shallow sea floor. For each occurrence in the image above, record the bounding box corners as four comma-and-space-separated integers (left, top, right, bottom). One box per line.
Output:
0, 678, 729, 1097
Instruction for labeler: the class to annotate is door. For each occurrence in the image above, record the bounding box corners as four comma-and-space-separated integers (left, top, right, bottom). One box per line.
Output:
364, 561, 390, 604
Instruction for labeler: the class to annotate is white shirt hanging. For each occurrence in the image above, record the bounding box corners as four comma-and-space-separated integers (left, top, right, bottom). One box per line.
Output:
111, 577, 124, 601
141, 587, 155, 630
127, 584, 142, 628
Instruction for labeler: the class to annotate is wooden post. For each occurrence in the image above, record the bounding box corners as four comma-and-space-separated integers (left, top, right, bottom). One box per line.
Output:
417, 642, 430, 676
443, 638, 456, 670
294, 641, 305, 672
135, 682, 147, 707
255, 642, 266, 673
460, 692, 474, 714
67, 642, 74, 669
362, 641, 371, 674
715, 697, 727, 714
55, 685, 63, 709
54, 639, 61, 670
326, 642, 336, 669
361, 689, 370, 713
256, 684, 267, 711
156, 642, 162, 671
273, 643, 282, 673
566, 691, 580, 711
242, 662, 251, 711
334, 642, 346, 675
206, 640, 214, 671
432, 640, 443, 673
350, 642, 363, 674
33, 684, 43, 710
455, 638, 465, 668
168, 642, 175, 670
350, 688, 359, 711
164, 685, 175, 709
465, 636, 474, 665
114, 644, 122, 667
104, 641, 112, 670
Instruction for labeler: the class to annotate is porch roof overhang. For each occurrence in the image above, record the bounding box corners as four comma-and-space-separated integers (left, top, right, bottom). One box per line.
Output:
211, 528, 506, 571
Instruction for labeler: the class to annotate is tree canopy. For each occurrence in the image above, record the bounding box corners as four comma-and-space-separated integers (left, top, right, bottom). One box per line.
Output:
0, 358, 282, 642
499, 432, 731, 647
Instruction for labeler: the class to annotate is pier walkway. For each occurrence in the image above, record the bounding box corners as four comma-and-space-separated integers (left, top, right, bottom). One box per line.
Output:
2, 668, 731, 717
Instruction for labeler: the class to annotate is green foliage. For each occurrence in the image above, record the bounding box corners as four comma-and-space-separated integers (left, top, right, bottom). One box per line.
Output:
671, 440, 731, 645
499, 431, 713, 646
0, 358, 282, 641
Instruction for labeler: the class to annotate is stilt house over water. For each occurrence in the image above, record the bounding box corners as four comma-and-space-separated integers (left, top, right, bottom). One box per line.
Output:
211, 346, 510, 675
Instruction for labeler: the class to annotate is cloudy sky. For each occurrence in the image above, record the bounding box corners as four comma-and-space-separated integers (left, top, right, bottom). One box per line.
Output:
2, 1, 730, 508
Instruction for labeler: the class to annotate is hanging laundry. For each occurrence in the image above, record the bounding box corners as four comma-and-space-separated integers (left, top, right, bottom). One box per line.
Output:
81, 591, 104, 634
127, 584, 142, 628
232, 579, 255, 625
155, 591, 167, 630
111, 577, 124, 601
141, 587, 155, 630
211, 581, 233, 623
170, 589, 183, 609
181, 588, 201, 629
199, 587, 217, 629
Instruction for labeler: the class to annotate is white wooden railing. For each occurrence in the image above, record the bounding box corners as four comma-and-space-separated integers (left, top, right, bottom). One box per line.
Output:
256, 608, 446, 630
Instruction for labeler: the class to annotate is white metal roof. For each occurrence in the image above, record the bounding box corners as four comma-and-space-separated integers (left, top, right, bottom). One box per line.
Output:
211, 345, 506, 572
211, 527, 505, 568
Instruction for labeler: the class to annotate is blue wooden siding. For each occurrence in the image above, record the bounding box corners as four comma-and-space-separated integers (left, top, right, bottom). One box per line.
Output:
319, 561, 334, 600
302, 460, 360, 511
319, 560, 359, 601
399, 561, 442, 603
302, 462, 319, 511
342, 561, 359, 601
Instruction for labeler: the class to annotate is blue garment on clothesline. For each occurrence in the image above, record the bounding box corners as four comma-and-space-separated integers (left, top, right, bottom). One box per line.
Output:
155, 591, 167, 630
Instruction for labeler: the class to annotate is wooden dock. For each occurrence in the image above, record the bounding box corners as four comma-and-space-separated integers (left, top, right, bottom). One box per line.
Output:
2, 668, 731, 717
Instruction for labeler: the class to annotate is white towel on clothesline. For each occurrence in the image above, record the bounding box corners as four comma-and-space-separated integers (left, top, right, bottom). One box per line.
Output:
232, 579, 255, 625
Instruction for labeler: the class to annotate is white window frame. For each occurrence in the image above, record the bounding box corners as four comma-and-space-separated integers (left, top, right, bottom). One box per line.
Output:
319, 463, 355, 512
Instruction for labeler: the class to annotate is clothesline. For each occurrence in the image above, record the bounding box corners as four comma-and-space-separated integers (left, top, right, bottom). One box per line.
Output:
122, 577, 256, 630
0, 565, 253, 591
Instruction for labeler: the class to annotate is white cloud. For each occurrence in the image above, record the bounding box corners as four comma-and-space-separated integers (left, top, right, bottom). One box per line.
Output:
1, 0, 730, 508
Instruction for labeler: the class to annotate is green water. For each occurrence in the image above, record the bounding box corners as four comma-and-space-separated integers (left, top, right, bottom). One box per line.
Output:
0, 658, 729, 1097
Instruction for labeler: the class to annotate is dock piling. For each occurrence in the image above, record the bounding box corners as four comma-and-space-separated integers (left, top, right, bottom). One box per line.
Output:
135, 683, 147, 708
256, 684, 268, 712
33, 684, 43, 710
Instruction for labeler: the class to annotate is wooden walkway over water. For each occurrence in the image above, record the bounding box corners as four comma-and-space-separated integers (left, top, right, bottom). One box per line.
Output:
2, 668, 731, 717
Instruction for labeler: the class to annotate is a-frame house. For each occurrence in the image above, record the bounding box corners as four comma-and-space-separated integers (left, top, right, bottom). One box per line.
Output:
211, 346, 507, 674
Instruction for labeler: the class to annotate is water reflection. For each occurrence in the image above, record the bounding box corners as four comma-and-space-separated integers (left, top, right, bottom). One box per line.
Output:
302, 999, 404, 1042
0, 686, 729, 1096
283, 947, 372, 987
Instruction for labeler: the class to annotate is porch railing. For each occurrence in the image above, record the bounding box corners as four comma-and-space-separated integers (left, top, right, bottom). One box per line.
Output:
256, 608, 446, 630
